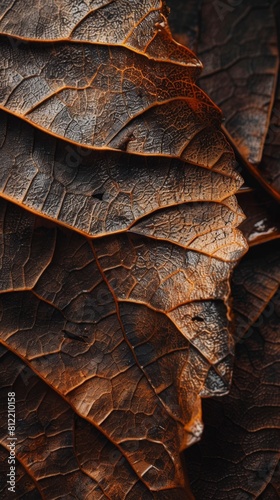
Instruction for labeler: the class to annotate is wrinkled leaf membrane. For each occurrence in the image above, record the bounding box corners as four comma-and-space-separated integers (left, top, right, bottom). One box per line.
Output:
168, 2, 280, 498
0, 0, 262, 498
185, 242, 280, 499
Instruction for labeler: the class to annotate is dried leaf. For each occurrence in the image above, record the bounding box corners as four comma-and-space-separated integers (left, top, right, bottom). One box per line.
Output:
0, 35, 232, 167
184, 242, 280, 499
231, 242, 280, 341
260, 72, 280, 197
0, 342, 195, 499
196, 0, 279, 166
0, 0, 251, 497
0, 0, 197, 67
0, 111, 243, 239
166, 0, 280, 203
0, 193, 245, 495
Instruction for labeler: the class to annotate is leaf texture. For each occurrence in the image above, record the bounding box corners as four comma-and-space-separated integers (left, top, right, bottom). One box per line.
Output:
184, 242, 280, 499
196, 0, 279, 166
0, 0, 250, 497
0, 35, 234, 170
260, 72, 280, 197
168, 0, 280, 200
0, 345, 171, 499
0, 111, 243, 240
0, 0, 200, 67
0, 194, 245, 495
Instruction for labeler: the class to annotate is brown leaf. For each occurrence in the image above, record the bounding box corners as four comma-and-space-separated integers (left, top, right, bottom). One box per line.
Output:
166, 0, 280, 203
0, 33, 230, 165
184, 242, 280, 499
0, 346, 155, 498
0, 1, 249, 496
231, 242, 280, 342
0, 0, 200, 68
0, 111, 243, 239
0, 193, 245, 495
196, 0, 279, 167
260, 72, 280, 197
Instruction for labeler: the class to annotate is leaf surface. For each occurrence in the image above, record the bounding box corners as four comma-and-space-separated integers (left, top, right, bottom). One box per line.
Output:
167, 0, 280, 202
0, 0, 250, 497
196, 0, 279, 167
260, 72, 280, 197
0, 193, 245, 495
184, 242, 280, 499
0, 34, 231, 166
0, 111, 243, 240
0, 0, 200, 67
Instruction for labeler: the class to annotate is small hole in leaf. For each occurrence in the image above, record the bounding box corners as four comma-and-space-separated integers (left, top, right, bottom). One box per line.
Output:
92, 192, 104, 201
119, 133, 135, 151
192, 316, 204, 322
